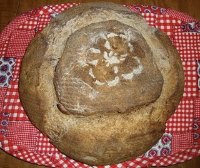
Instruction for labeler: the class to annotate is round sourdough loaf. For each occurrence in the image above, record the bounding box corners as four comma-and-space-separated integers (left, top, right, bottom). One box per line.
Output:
19, 2, 184, 166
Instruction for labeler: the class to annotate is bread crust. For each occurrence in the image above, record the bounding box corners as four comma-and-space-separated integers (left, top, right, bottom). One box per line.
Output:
19, 2, 184, 165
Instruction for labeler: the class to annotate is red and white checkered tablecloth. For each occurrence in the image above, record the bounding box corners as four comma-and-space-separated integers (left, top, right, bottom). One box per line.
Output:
0, 3, 200, 168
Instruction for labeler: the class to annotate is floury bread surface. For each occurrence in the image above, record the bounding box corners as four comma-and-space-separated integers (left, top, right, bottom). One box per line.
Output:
19, 2, 184, 165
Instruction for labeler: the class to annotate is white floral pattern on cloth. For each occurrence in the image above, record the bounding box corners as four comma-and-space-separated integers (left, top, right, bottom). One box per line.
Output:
0, 57, 15, 87
193, 118, 200, 145
145, 133, 172, 157
198, 60, 200, 90
132, 4, 166, 14
182, 22, 200, 33
0, 111, 10, 136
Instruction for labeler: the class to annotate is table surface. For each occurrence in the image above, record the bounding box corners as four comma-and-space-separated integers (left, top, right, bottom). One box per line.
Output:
0, 0, 200, 168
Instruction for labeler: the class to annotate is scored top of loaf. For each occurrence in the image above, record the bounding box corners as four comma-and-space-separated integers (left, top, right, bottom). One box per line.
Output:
54, 20, 163, 115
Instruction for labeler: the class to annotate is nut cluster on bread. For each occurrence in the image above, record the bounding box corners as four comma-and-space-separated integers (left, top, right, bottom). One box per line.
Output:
19, 2, 184, 166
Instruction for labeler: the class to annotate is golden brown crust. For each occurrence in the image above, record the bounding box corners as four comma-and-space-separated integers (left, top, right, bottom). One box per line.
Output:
19, 2, 184, 166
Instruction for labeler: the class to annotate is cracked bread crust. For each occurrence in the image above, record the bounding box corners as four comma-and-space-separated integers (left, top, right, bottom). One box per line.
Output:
19, 2, 184, 166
